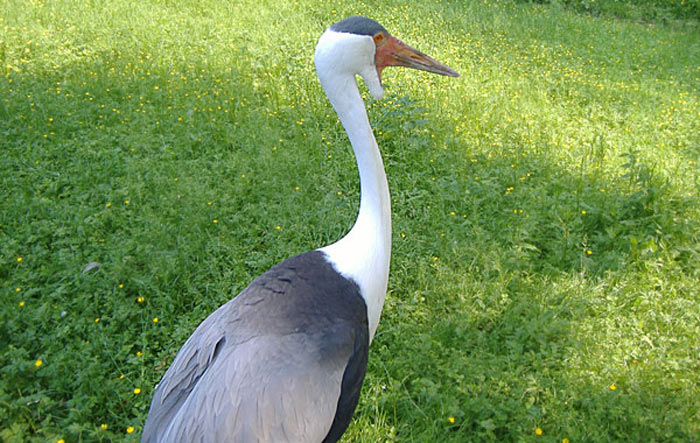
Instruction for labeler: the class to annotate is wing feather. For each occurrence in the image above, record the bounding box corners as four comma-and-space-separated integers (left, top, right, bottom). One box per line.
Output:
142, 251, 369, 443
152, 333, 351, 442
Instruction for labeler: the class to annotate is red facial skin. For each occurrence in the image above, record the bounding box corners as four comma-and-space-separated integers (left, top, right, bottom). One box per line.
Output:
373, 31, 459, 83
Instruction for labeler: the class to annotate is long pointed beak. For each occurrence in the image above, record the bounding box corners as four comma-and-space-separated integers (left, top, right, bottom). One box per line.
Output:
376, 35, 460, 81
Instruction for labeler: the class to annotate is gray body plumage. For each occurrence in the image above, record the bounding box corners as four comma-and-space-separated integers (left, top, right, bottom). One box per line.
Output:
142, 251, 369, 442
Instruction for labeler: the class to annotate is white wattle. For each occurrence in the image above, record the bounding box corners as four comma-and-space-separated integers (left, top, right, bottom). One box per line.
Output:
315, 30, 391, 342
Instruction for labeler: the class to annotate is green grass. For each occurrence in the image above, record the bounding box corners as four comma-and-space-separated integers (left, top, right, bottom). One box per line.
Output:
520, 0, 700, 22
2, 0, 699, 441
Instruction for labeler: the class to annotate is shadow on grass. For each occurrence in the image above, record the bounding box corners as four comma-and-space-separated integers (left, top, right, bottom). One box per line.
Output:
0, 40, 305, 438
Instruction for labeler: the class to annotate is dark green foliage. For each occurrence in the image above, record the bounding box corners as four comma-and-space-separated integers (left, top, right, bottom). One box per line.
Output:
518, 0, 700, 21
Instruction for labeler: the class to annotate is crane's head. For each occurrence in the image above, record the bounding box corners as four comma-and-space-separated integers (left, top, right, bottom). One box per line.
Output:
315, 16, 459, 100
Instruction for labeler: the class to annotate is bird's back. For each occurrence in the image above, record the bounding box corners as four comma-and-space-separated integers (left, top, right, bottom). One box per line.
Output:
142, 251, 369, 443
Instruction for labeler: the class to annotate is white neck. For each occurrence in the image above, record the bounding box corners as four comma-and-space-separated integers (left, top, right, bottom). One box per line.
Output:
317, 70, 391, 343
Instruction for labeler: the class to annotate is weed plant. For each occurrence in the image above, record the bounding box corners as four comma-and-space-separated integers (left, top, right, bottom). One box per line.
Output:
1, 0, 699, 441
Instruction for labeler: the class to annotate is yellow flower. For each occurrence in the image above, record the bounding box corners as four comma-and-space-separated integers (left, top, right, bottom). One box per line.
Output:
275, 225, 281, 230
535, 427, 543, 436
136, 351, 143, 357
15, 287, 21, 292
101, 423, 108, 430
17, 257, 22, 262
137, 296, 145, 303
581, 210, 587, 214
118, 283, 124, 289
213, 219, 218, 224
95, 317, 100, 323
126, 426, 135, 434
57, 439, 65, 443
563, 439, 570, 443
19, 301, 25, 307
133, 388, 141, 394
450, 211, 456, 216
609, 384, 617, 391
35, 359, 43, 367
124, 199, 130, 205
448, 416, 455, 424
586, 249, 593, 255
153, 317, 159, 323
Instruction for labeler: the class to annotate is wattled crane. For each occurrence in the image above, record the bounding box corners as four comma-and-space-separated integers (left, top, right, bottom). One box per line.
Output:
142, 16, 458, 442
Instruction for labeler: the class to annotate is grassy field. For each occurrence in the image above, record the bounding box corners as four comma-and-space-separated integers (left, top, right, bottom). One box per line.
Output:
527, 0, 700, 22
2, 0, 699, 441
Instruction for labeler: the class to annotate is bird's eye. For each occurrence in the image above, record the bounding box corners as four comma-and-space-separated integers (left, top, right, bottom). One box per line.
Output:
373, 33, 385, 45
